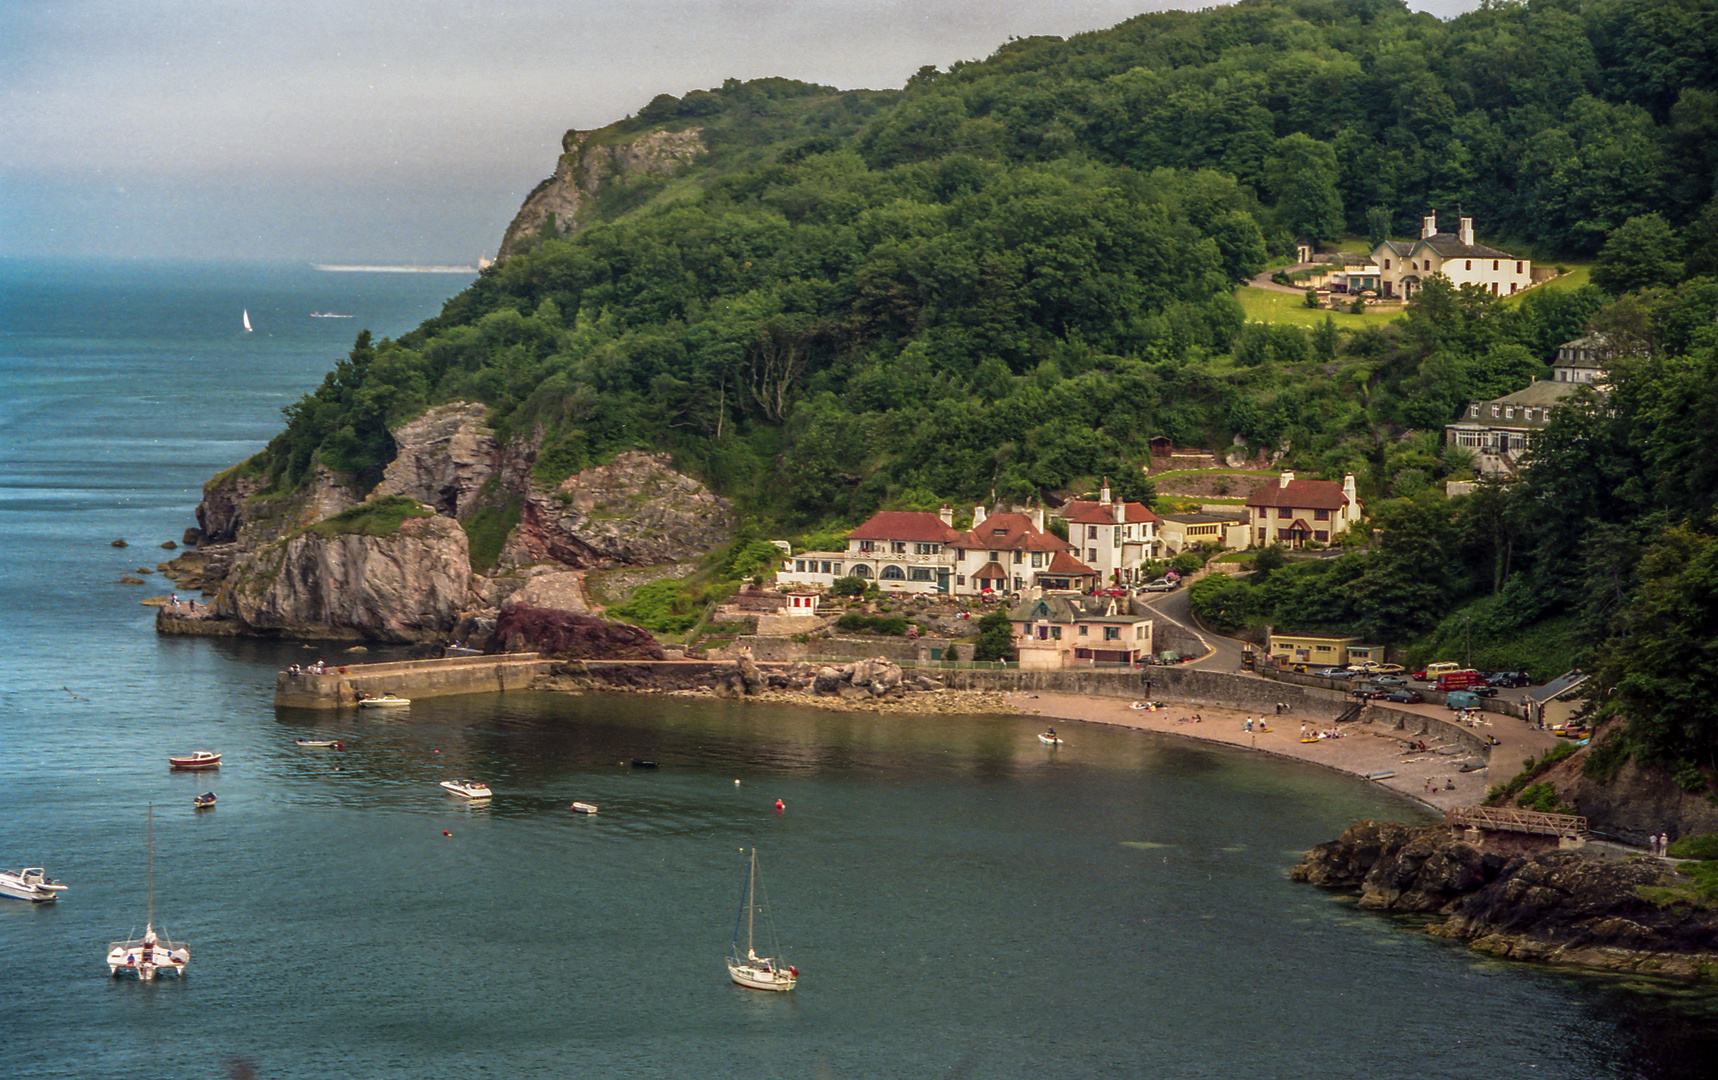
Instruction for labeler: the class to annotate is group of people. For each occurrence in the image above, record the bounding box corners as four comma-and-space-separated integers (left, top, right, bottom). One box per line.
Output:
166, 593, 196, 614
285, 660, 328, 676
1649, 832, 1674, 857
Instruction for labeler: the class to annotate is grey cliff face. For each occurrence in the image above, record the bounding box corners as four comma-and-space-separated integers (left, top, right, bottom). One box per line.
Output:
220, 513, 474, 642
370, 401, 499, 516
501, 450, 735, 570
497, 127, 705, 261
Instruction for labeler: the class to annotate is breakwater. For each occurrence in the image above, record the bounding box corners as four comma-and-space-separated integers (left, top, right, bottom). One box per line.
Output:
274, 653, 549, 708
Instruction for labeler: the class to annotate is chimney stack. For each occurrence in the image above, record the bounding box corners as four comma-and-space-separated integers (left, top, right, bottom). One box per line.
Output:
1280, 470, 1295, 489
1030, 506, 1045, 531
1459, 216, 1474, 246
1100, 478, 1111, 504
939, 504, 953, 527
1421, 214, 1438, 240
974, 505, 987, 529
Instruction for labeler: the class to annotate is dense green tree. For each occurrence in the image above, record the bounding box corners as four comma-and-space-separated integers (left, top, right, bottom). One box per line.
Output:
1592, 213, 1686, 294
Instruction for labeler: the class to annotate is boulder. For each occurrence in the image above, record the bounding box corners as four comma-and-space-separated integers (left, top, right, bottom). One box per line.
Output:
490, 603, 664, 661
369, 402, 500, 517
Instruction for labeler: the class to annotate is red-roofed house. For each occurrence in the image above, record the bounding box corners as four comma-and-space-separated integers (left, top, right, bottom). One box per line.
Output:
949, 506, 1092, 597
1054, 481, 1162, 585
777, 507, 964, 595
1244, 472, 1362, 548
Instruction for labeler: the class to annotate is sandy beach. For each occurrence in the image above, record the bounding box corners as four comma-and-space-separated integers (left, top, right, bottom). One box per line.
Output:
1006, 691, 1544, 814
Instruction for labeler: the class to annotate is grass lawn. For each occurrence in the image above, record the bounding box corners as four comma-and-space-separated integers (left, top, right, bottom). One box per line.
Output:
1235, 286, 1404, 328
1505, 263, 1592, 303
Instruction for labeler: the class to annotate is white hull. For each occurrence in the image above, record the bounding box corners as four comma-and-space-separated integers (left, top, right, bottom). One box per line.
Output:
571, 802, 598, 814
107, 935, 189, 980
728, 959, 796, 992
440, 780, 492, 799
1, 868, 65, 902
359, 695, 410, 708
1038, 734, 1063, 745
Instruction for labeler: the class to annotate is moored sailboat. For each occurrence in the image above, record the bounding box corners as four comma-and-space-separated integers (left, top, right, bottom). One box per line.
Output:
242, 308, 252, 332
106, 804, 189, 980
727, 848, 797, 992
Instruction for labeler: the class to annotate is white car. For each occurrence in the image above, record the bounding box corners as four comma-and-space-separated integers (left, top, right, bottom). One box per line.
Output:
1141, 578, 1178, 592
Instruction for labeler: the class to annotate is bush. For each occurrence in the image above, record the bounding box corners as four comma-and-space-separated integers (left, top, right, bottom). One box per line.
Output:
608, 579, 700, 634
304, 496, 434, 540
831, 575, 868, 597
1668, 835, 1718, 861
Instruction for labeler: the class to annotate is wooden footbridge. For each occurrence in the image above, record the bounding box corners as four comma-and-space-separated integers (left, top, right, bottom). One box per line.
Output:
1447, 805, 1587, 840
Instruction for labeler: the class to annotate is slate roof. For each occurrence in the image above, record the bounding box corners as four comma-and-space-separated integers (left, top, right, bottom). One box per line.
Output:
1414, 233, 1517, 260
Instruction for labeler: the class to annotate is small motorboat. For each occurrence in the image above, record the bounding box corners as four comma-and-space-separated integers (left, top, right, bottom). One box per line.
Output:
192, 792, 217, 809
168, 751, 222, 770
1038, 732, 1063, 746
440, 779, 492, 799
1, 867, 67, 902
630, 758, 658, 769
295, 738, 342, 748
570, 802, 599, 815
358, 693, 410, 708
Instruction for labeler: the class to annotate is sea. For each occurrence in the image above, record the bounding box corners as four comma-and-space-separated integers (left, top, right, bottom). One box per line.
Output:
1, 257, 1714, 1079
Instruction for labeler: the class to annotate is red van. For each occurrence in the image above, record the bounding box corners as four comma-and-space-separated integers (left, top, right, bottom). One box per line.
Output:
1435, 669, 1491, 692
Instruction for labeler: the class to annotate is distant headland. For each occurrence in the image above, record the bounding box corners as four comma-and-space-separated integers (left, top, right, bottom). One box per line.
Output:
312, 263, 480, 274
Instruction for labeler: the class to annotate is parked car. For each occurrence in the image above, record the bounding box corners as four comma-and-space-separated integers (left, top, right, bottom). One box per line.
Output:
1413, 662, 1461, 682
1140, 578, 1178, 592
1487, 671, 1531, 688
1352, 683, 1386, 700
1313, 666, 1353, 679
1382, 689, 1425, 704
1094, 586, 1128, 598
1372, 674, 1409, 687
1372, 663, 1405, 675
1347, 661, 1382, 674
1446, 690, 1484, 710
1469, 684, 1499, 698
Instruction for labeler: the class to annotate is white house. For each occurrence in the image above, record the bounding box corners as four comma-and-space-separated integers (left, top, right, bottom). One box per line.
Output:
1052, 482, 1161, 584
776, 508, 964, 595
948, 506, 1094, 597
1371, 215, 1533, 300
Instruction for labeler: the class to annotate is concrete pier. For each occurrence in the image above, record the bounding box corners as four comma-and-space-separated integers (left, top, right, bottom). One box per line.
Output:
274, 653, 552, 709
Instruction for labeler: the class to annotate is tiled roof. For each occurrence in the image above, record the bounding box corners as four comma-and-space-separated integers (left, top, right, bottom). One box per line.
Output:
1045, 551, 1098, 575
1061, 499, 1160, 526
953, 512, 1073, 553
1245, 479, 1350, 511
1414, 234, 1518, 260
847, 511, 961, 544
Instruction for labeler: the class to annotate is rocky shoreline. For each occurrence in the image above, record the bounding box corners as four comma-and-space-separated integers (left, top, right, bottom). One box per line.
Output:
1293, 820, 1718, 980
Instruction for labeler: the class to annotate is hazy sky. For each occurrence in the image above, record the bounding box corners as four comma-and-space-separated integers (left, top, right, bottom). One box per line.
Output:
3, 0, 1475, 265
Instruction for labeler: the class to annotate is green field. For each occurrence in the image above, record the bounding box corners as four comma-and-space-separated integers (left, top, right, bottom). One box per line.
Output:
1234, 286, 1402, 328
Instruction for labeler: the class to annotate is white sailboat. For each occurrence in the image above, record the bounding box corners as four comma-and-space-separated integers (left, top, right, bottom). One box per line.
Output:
106, 805, 189, 980
727, 848, 797, 992
242, 308, 252, 332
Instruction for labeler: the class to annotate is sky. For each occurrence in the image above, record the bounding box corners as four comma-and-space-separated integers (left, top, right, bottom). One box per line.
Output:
2, 0, 1476, 265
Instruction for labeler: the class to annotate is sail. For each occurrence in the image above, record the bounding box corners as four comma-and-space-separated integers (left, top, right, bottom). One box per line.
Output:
242, 309, 252, 332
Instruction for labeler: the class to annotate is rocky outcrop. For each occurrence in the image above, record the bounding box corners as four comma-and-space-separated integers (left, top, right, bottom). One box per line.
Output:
1538, 737, 1718, 846
705, 656, 946, 700
498, 127, 705, 260
1294, 820, 1718, 979
216, 513, 475, 642
501, 450, 735, 569
491, 603, 664, 661
369, 402, 499, 516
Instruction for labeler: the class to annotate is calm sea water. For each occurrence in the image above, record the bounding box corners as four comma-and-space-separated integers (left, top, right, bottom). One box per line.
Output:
1, 258, 1714, 1079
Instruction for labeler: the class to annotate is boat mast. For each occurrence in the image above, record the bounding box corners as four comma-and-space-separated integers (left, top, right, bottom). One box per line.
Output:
747, 848, 757, 959
145, 802, 154, 934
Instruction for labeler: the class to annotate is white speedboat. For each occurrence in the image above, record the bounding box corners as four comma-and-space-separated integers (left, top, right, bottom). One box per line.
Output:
168, 750, 221, 770
107, 805, 189, 980
440, 779, 492, 799
570, 802, 598, 815
1038, 732, 1063, 745
358, 693, 410, 708
727, 848, 797, 992
1, 867, 67, 902
295, 738, 342, 748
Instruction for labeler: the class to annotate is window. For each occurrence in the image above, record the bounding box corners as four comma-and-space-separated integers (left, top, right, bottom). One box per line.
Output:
956, 575, 965, 586
1491, 405, 1500, 418
1469, 404, 1478, 417
1030, 552, 1043, 568
1087, 526, 1098, 540
852, 564, 872, 579
988, 550, 998, 563
891, 541, 906, 554
1104, 626, 1120, 640
1384, 258, 1391, 269
1516, 261, 1523, 273
909, 567, 933, 582
991, 528, 1008, 537
1493, 260, 1499, 271
1314, 530, 1329, 542
1465, 260, 1472, 270
1052, 627, 1062, 640
1014, 551, 1023, 564
1278, 507, 1291, 519
1087, 548, 1098, 563
858, 540, 874, 552
1078, 625, 1088, 636
794, 560, 807, 572
1314, 509, 1329, 521
914, 542, 939, 555
881, 565, 905, 580
1505, 407, 1514, 419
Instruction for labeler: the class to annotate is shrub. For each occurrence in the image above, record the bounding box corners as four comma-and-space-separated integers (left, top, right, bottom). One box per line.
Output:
304, 496, 434, 540
608, 579, 699, 634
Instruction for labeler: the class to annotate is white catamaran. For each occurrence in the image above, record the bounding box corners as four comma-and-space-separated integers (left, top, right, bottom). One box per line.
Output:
727, 848, 797, 992
106, 804, 189, 980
